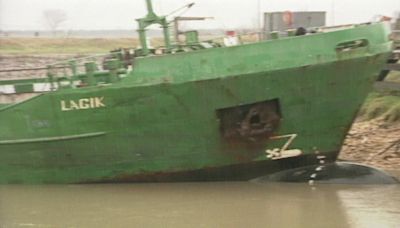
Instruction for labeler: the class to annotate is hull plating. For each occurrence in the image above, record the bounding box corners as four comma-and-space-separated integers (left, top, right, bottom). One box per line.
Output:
0, 23, 392, 184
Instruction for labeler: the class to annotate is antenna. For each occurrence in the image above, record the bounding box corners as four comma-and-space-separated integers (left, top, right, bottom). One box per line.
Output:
145, 0, 156, 16
331, 0, 335, 25
257, 0, 261, 31
166, 2, 196, 18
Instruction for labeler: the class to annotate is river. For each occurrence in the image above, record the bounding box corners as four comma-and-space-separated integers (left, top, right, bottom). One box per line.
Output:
0, 181, 399, 228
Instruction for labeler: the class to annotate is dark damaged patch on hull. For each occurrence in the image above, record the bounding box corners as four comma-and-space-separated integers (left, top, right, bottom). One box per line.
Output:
82, 152, 339, 184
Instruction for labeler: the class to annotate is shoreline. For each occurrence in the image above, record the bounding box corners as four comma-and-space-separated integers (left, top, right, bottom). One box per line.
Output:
340, 119, 400, 179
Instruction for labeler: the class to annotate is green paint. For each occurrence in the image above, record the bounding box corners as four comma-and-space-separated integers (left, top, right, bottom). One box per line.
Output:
14, 83, 34, 93
185, 31, 200, 45
0, 104, 11, 109
0, 14, 392, 183
136, 0, 172, 55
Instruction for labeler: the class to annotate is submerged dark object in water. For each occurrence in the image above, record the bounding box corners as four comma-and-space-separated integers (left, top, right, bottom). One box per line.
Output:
252, 162, 400, 185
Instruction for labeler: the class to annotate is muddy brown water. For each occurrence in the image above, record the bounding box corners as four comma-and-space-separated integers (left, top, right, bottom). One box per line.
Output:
0, 182, 399, 228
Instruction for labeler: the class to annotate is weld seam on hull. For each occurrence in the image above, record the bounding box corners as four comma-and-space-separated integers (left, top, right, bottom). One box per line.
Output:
0, 132, 107, 145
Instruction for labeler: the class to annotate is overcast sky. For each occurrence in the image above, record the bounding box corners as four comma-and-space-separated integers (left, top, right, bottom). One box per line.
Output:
1, 0, 399, 30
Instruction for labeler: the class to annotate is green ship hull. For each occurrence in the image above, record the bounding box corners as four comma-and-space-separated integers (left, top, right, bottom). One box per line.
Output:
0, 23, 392, 184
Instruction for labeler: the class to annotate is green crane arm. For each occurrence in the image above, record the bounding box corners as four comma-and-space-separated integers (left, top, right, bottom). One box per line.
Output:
136, 0, 171, 56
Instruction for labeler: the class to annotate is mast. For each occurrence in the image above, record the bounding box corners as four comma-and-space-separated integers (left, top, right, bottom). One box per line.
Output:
145, 0, 156, 17
137, 0, 171, 56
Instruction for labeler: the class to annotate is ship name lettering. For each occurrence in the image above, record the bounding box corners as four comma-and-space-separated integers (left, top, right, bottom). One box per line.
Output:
61, 97, 105, 111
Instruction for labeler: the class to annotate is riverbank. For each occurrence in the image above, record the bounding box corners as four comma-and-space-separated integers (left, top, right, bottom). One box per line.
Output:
339, 85, 400, 175
340, 119, 400, 171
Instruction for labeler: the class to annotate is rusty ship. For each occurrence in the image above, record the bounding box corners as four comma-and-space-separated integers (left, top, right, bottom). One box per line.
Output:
0, 0, 393, 184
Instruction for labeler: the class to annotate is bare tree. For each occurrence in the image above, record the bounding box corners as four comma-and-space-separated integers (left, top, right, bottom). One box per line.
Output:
43, 9, 67, 36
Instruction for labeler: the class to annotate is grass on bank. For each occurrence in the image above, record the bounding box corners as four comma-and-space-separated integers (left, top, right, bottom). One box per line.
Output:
0, 36, 250, 54
360, 67, 400, 123
360, 91, 400, 123
361, 69, 400, 123
385, 70, 400, 83
0, 38, 141, 54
